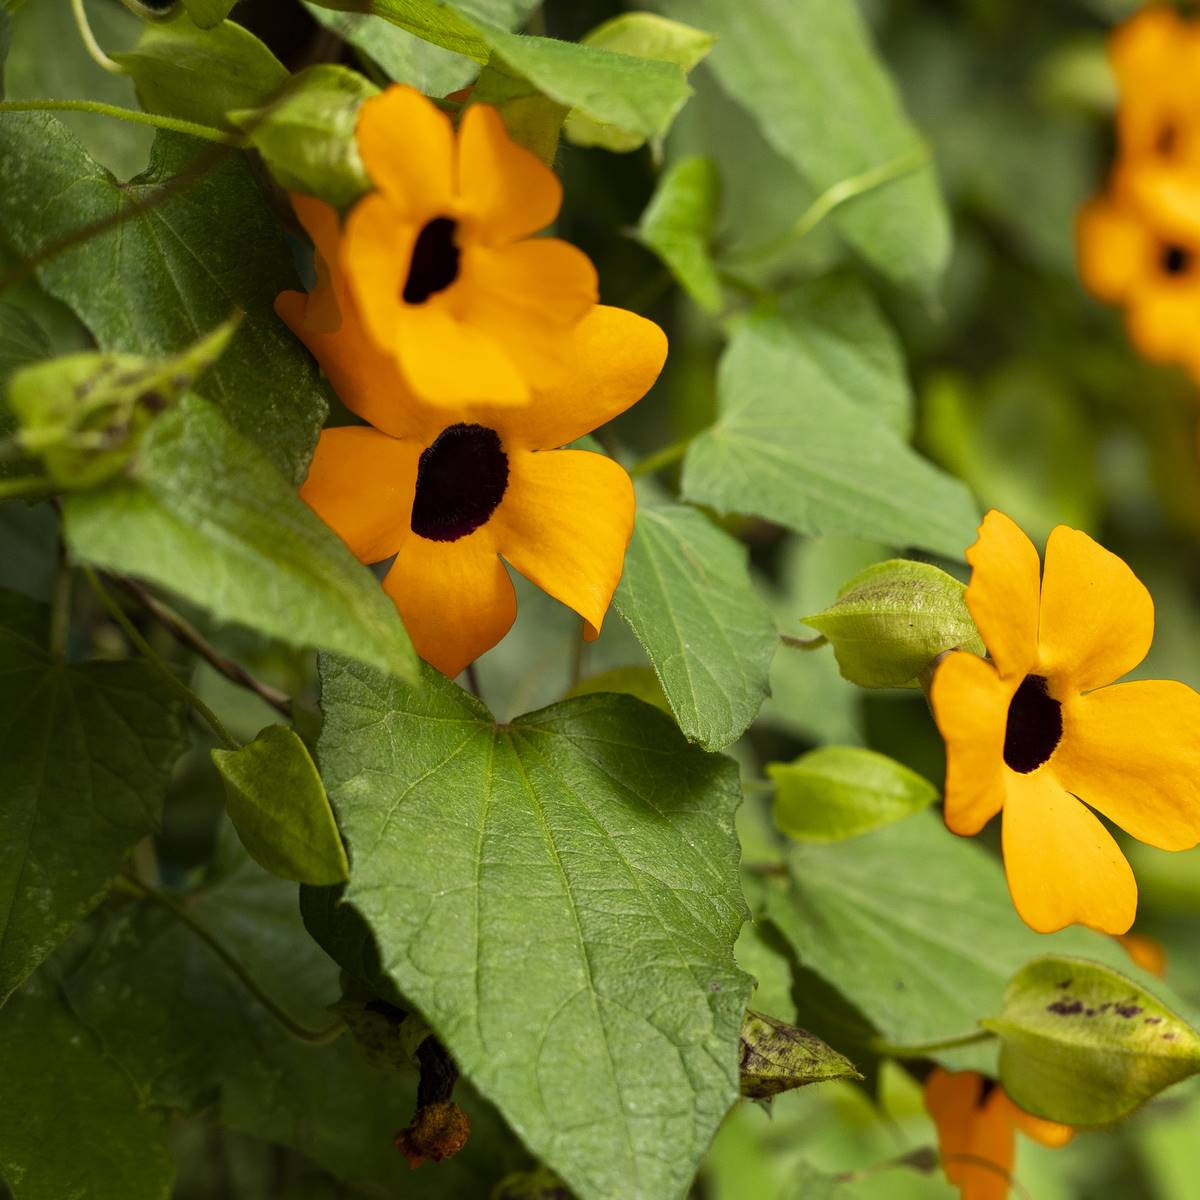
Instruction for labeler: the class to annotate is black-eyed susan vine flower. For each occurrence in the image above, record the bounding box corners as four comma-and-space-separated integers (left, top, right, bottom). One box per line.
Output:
924, 1068, 1072, 1200
337, 84, 599, 407
277, 195, 666, 677
931, 510, 1200, 935
1078, 6, 1200, 380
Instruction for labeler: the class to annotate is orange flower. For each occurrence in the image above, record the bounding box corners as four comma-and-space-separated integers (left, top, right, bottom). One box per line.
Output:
931, 510, 1200, 934
335, 84, 599, 406
1117, 931, 1167, 978
277, 198, 666, 678
924, 1068, 1072, 1200
1109, 6, 1200, 169
1077, 166, 1200, 378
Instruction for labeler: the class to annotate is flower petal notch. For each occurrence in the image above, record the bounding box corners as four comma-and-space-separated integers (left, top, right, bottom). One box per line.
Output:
931, 509, 1200, 935
328, 85, 599, 407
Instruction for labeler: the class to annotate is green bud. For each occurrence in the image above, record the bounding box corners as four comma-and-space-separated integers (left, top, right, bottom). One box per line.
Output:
768, 746, 938, 843
8, 316, 237, 489
738, 1009, 861, 1099
228, 65, 378, 210
798, 558, 985, 688
985, 955, 1200, 1125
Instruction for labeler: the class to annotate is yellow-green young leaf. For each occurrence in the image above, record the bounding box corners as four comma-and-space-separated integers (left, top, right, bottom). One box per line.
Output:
985, 956, 1200, 1126
63, 394, 418, 682
564, 13, 714, 152
113, 16, 288, 132
738, 1009, 861, 1098
229, 66, 377, 209
637, 156, 723, 313
566, 665, 670, 713
800, 559, 985, 688
768, 746, 937, 843
212, 725, 349, 886
9, 316, 237, 489
316, 657, 751, 1200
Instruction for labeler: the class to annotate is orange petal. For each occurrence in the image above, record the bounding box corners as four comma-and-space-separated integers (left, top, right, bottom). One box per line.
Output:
383, 532, 516, 678
299, 427, 419, 563
275, 291, 429, 441
1052, 680, 1200, 851
340, 192, 419, 355
924, 1068, 982, 1189
965, 511, 1041, 682
1076, 194, 1151, 303
1125, 282, 1200, 364
493, 305, 667, 451
1001, 770, 1137, 935
1004, 1100, 1075, 1150
395, 302, 529, 406
356, 85, 455, 220
288, 193, 345, 332
931, 651, 1011, 837
1037, 525, 1153, 693
383, 529, 516, 677
493, 448, 634, 638
457, 103, 562, 242
966, 1087, 1021, 1200
1116, 931, 1167, 979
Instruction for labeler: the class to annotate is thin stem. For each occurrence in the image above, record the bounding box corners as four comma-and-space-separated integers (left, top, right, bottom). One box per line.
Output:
869, 1028, 995, 1058
0, 475, 55, 502
569, 617, 586, 690
111, 574, 293, 718
83, 567, 240, 750
630, 436, 693, 478
731, 143, 933, 263
464, 661, 483, 701
70, 0, 127, 75
0, 99, 239, 146
49, 542, 73, 659
780, 632, 828, 651
122, 875, 345, 1046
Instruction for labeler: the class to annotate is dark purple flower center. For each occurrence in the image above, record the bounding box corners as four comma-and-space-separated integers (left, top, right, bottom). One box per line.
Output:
1162, 243, 1192, 277
1003, 674, 1063, 774
404, 217, 460, 304
410, 423, 508, 543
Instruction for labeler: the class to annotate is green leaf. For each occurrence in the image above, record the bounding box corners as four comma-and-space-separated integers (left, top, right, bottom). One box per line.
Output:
304, 3, 478, 93
637, 156, 723, 314
229, 65, 377, 209
613, 504, 777, 750
63, 395, 417, 681
9, 315, 237, 489
681, 295, 979, 559
985, 956, 1200, 1125
113, 15, 288, 132
564, 12, 714, 152
738, 1009, 861, 1098
470, 58, 569, 165
649, 0, 951, 295
0, 983, 174, 1200
0, 117, 328, 482
0, 303, 50, 392
763, 813, 1177, 1072
317, 656, 751, 1200
182, 0, 238, 28
800, 558, 985, 689
0, 594, 189, 1003
768, 746, 938, 843
314, 0, 692, 139
212, 725, 350, 885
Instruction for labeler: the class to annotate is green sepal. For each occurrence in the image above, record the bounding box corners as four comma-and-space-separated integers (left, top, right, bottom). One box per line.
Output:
985, 955, 1200, 1126
799, 558, 985, 688
8, 315, 237, 489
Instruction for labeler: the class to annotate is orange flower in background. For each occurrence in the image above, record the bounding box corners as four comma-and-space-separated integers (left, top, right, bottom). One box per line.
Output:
337, 84, 599, 406
931, 510, 1200, 935
1109, 6, 1200, 169
924, 1068, 1072, 1200
278, 196, 667, 677
1117, 930, 1167, 977
1077, 167, 1200, 379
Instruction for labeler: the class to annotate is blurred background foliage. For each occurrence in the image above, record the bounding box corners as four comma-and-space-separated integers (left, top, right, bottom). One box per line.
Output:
4, 0, 1200, 1197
